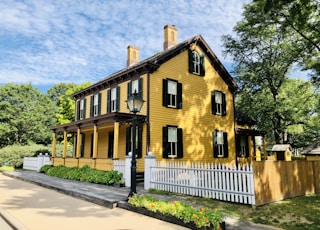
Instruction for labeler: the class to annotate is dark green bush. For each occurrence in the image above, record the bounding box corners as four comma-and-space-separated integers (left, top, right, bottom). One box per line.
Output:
0, 144, 51, 168
45, 165, 124, 186
39, 164, 53, 173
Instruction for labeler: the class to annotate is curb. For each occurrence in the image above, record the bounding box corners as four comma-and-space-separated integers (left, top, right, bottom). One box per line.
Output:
0, 207, 28, 230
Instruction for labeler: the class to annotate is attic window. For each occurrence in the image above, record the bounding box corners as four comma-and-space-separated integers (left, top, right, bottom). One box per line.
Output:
188, 49, 205, 76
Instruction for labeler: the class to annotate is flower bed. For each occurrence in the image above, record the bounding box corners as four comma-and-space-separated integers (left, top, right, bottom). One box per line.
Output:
121, 194, 225, 230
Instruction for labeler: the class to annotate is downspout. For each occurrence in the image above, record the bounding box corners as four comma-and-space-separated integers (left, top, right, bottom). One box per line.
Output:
146, 72, 150, 155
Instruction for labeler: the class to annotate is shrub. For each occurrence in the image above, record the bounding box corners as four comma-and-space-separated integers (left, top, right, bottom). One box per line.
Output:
45, 165, 123, 186
0, 144, 51, 168
39, 164, 53, 173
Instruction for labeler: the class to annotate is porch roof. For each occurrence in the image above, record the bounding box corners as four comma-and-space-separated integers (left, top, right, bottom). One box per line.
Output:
51, 112, 147, 133
235, 128, 266, 136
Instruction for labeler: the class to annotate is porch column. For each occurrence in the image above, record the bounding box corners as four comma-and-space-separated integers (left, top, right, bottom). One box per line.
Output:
63, 130, 67, 158
76, 128, 81, 158
92, 125, 98, 159
113, 122, 119, 159
52, 132, 57, 158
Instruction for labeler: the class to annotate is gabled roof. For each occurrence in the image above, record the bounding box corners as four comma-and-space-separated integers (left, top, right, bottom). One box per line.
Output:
301, 139, 320, 155
271, 144, 292, 152
73, 35, 237, 99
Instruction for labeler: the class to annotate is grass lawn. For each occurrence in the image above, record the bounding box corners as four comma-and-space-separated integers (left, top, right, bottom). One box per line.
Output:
150, 190, 320, 230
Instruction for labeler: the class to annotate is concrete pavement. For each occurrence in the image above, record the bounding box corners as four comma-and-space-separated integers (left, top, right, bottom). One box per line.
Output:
1, 171, 281, 230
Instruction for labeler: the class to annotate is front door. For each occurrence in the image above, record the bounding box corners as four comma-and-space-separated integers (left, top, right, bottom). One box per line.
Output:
108, 132, 114, 158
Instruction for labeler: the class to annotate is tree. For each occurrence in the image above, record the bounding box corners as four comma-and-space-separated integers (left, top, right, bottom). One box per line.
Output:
48, 82, 91, 125
222, 1, 319, 144
0, 84, 56, 147
262, 0, 320, 83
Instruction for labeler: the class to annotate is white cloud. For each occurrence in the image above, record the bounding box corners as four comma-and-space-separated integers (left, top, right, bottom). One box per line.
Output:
0, 0, 251, 90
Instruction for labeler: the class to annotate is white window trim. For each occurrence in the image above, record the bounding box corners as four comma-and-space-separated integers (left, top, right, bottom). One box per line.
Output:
80, 99, 85, 120
216, 131, 224, 157
168, 127, 178, 157
93, 94, 99, 116
215, 91, 223, 115
111, 88, 117, 112
167, 80, 177, 108
192, 51, 200, 75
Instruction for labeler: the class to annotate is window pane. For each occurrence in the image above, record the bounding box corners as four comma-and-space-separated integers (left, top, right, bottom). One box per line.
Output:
94, 94, 99, 105
80, 99, 84, 109
132, 79, 139, 94
215, 92, 222, 104
240, 136, 246, 147
111, 88, 116, 100
217, 131, 223, 144
168, 81, 177, 95
168, 127, 177, 142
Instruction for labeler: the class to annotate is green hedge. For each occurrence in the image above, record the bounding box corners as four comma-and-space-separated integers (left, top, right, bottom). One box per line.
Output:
41, 165, 124, 186
0, 144, 51, 168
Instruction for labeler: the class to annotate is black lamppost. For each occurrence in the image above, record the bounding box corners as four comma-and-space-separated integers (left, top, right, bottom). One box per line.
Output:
126, 90, 144, 198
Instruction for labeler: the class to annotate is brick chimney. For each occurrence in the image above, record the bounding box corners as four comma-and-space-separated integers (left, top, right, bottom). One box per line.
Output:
127, 45, 139, 67
163, 25, 178, 50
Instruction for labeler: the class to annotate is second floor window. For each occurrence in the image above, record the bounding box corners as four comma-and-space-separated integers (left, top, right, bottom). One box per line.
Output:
76, 98, 86, 120
211, 90, 226, 116
90, 93, 101, 117
127, 78, 143, 99
107, 86, 120, 113
162, 79, 182, 109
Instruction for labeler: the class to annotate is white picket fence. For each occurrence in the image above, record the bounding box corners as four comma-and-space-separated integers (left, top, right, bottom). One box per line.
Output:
23, 153, 51, 172
113, 159, 125, 177
148, 161, 255, 205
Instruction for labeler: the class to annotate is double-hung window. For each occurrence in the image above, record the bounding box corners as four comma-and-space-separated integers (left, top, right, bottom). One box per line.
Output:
90, 93, 101, 117
163, 126, 183, 158
107, 87, 120, 113
127, 78, 143, 99
162, 79, 182, 109
237, 135, 249, 158
188, 49, 205, 76
77, 98, 86, 120
211, 90, 226, 116
213, 130, 228, 158
125, 125, 142, 158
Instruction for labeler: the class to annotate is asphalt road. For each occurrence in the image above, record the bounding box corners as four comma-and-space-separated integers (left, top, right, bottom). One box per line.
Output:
0, 174, 187, 230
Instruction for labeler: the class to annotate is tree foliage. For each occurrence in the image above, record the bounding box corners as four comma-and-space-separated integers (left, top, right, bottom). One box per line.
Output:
48, 82, 91, 125
222, 1, 319, 145
0, 84, 56, 147
262, 0, 320, 83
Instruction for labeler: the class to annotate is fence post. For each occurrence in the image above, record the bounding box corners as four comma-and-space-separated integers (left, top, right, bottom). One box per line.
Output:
125, 154, 132, 187
144, 154, 156, 190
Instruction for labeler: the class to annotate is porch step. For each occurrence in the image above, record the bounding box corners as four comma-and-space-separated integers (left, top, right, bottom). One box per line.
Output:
136, 172, 144, 183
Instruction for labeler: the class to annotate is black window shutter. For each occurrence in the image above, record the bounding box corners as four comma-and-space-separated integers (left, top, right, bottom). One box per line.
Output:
223, 132, 229, 158
188, 49, 194, 73
126, 127, 131, 155
137, 126, 143, 158
213, 131, 218, 158
80, 133, 85, 157
107, 89, 111, 113
200, 54, 205, 76
222, 93, 226, 116
76, 100, 80, 120
211, 91, 217, 115
83, 99, 86, 119
98, 93, 101, 115
177, 128, 183, 158
162, 79, 168, 106
162, 127, 169, 158
116, 86, 120, 111
90, 95, 94, 117
177, 82, 182, 109
90, 134, 94, 158
138, 78, 143, 99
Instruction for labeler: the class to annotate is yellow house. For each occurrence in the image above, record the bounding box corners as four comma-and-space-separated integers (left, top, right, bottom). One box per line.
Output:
51, 25, 266, 172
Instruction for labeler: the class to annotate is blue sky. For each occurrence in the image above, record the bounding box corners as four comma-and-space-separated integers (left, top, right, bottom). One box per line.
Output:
0, 0, 252, 93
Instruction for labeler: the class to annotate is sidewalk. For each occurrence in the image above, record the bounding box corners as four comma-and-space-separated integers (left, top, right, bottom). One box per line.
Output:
2, 171, 281, 230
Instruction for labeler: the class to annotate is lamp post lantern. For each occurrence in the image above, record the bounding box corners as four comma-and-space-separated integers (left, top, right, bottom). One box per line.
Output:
126, 89, 144, 198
